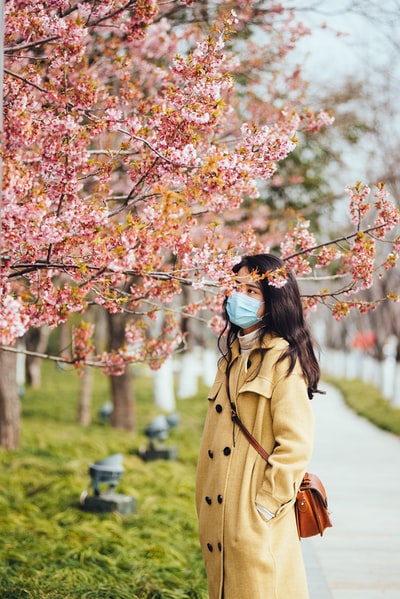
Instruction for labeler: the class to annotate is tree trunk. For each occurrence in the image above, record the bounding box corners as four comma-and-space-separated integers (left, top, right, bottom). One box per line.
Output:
77, 364, 94, 426
58, 320, 71, 358
0, 350, 21, 449
25, 325, 51, 388
76, 306, 100, 426
154, 357, 176, 411
107, 312, 135, 431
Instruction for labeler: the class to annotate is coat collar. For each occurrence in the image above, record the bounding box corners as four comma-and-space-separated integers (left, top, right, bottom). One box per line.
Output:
229, 330, 288, 364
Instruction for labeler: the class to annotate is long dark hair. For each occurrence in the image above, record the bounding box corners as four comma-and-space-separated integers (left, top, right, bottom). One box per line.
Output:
218, 253, 321, 398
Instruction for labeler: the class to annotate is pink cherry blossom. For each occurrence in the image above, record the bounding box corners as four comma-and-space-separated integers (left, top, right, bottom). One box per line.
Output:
1, 2, 399, 374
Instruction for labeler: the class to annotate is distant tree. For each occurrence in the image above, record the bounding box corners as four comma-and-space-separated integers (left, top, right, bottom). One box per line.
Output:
0, 351, 20, 449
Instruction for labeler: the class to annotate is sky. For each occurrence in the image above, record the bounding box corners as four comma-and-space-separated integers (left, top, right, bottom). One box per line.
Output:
286, 0, 400, 221
293, 0, 400, 76
292, 0, 400, 111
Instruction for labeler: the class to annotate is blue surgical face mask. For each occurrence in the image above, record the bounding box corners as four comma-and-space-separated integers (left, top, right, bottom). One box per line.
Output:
226, 291, 264, 329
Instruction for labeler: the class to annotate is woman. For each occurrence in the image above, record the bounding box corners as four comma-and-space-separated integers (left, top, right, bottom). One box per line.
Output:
195, 253, 321, 599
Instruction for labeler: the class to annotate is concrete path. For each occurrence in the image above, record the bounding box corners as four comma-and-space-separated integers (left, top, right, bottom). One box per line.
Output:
302, 383, 400, 599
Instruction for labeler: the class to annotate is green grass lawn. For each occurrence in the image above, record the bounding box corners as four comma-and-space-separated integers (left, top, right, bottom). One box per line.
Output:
325, 376, 400, 437
0, 362, 209, 599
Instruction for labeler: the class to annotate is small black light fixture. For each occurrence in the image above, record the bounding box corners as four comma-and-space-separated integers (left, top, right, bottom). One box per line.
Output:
89, 453, 124, 495
138, 413, 179, 461
80, 453, 136, 514
98, 401, 113, 423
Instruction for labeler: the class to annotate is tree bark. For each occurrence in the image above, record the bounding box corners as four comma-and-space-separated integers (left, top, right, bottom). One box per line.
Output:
25, 325, 51, 388
58, 320, 72, 358
0, 350, 21, 449
76, 306, 99, 426
77, 364, 94, 426
107, 312, 135, 431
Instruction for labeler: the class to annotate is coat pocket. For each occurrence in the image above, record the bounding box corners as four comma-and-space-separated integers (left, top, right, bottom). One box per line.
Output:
255, 494, 297, 527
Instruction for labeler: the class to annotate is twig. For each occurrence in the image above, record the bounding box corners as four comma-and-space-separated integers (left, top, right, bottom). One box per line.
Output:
284, 223, 387, 261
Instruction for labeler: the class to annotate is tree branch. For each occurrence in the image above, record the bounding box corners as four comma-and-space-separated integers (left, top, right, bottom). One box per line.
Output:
284, 222, 388, 261
4, 68, 49, 94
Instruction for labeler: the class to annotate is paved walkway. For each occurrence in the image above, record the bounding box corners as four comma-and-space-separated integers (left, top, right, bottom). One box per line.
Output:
302, 383, 400, 599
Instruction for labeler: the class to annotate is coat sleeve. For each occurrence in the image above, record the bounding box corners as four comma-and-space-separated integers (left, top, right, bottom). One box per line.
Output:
255, 360, 314, 515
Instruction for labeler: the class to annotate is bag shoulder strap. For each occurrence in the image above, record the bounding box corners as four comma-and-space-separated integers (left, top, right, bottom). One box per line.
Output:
226, 374, 270, 463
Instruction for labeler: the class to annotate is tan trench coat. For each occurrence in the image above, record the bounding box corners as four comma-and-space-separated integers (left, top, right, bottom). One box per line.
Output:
195, 333, 315, 599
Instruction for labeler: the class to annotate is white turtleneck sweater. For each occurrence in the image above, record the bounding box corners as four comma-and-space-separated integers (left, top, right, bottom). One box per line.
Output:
238, 328, 260, 371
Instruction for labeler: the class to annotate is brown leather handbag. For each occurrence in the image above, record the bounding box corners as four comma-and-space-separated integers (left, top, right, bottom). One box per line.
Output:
295, 472, 332, 538
229, 392, 332, 538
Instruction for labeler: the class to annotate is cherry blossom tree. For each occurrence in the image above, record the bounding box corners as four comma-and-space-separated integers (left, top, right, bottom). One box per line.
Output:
1, 1, 399, 446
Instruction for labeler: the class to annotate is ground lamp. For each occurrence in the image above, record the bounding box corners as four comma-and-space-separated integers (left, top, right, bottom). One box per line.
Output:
98, 401, 113, 422
80, 453, 136, 514
138, 413, 179, 461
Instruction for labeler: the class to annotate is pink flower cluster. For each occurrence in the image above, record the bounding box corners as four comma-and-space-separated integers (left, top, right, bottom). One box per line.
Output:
280, 220, 315, 275
346, 182, 371, 224
72, 321, 95, 371
0, 293, 30, 345
350, 232, 376, 290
